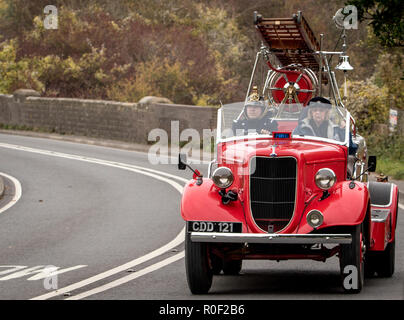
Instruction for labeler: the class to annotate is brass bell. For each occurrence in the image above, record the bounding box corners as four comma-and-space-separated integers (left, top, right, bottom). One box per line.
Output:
336, 55, 353, 71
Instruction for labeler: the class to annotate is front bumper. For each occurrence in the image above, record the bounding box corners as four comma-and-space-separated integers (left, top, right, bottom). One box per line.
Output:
190, 232, 352, 244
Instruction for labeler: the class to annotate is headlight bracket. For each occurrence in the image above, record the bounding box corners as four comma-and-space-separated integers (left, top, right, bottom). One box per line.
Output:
218, 189, 238, 205
319, 190, 331, 201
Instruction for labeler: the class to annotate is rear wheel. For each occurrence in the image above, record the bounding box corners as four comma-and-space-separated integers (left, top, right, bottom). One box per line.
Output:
185, 233, 212, 294
339, 224, 365, 293
376, 198, 398, 277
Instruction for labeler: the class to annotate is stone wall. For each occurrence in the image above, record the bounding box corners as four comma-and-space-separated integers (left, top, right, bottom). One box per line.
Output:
0, 91, 218, 144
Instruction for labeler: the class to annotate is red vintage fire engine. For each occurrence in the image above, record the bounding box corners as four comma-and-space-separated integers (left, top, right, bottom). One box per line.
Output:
178, 11, 399, 294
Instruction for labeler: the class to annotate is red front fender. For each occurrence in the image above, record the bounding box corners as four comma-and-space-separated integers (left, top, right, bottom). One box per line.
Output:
297, 181, 370, 233
181, 179, 248, 232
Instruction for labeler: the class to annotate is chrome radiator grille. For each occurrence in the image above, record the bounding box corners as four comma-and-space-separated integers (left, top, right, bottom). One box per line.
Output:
249, 157, 297, 232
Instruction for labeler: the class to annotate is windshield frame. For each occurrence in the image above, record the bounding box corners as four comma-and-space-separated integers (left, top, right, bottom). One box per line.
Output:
216, 103, 351, 147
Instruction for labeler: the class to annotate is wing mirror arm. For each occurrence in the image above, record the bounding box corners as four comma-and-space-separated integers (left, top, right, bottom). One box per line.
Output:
178, 153, 203, 185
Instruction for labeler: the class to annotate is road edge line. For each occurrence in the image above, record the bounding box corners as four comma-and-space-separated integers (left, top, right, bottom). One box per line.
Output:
0, 172, 22, 215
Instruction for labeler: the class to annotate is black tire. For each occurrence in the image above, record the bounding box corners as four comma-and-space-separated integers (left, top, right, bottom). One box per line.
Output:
376, 196, 398, 277
222, 259, 242, 275
185, 233, 212, 294
339, 224, 365, 293
376, 239, 395, 277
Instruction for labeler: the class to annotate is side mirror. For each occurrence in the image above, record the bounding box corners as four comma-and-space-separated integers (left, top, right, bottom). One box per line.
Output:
178, 153, 187, 170
368, 156, 377, 172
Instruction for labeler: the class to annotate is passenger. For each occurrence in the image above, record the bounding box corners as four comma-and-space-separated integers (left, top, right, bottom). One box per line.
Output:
232, 93, 278, 136
293, 97, 344, 141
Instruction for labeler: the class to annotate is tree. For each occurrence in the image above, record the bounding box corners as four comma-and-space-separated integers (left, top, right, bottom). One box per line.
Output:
346, 0, 404, 47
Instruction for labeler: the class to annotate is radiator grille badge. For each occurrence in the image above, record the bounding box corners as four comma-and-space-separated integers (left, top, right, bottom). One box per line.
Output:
270, 144, 277, 157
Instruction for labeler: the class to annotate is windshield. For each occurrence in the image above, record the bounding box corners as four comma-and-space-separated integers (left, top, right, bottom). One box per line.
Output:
219, 101, 349, 145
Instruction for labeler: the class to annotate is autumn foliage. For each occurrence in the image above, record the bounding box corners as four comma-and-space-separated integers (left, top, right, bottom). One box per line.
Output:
0, 0, 249, 105
0, 0, 402, 112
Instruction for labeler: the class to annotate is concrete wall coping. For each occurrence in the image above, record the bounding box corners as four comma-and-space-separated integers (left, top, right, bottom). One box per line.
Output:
153, 102, 219, 110
0, 94, 14, 99
25, 95, 219, 111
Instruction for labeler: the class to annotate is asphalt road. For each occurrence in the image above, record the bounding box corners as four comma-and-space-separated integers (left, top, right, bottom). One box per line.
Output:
0, 132, 403, 300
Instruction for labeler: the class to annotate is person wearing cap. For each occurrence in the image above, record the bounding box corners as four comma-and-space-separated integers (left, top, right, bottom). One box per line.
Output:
232, 96, 278, 136
293, 97, 344, 141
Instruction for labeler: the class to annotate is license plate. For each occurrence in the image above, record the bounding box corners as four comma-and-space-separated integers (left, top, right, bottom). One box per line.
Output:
187, 221, 242, 233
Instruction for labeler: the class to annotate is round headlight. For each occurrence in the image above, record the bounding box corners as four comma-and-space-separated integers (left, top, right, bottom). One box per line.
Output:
315, 168, 336, 190
306, 210, 324, 229
212, 167, 234, 189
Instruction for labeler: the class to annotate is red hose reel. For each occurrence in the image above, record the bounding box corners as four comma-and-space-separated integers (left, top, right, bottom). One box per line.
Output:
269, 70, 315, 106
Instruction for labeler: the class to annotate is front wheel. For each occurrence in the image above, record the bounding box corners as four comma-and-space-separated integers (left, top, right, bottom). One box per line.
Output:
185, 233, 212, 294
339, 224, 365, 293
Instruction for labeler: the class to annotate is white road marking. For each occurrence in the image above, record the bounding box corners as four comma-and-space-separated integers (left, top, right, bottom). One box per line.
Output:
0, 142, 187, 300
0, 172, 22, 215
399, 203, 404, 210
0, 265, 87, 281
66, 251, 185, 300
31, 228, 184, 300
0, 266, 27, 276
0, 142, 189, 187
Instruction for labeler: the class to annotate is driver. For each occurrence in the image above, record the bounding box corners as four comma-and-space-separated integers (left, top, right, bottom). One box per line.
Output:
232, 90, 278, 136
293, 97, 344, 141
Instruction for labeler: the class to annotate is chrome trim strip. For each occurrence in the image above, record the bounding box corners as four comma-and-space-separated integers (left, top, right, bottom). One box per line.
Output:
371, 218, 389, 223
207, 160, 216, 178
190, 232, 352, 244
216, 107, 223, 143
371, 208, 390, 222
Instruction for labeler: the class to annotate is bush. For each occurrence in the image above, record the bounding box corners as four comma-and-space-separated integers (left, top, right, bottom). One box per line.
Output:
0, 2, 248, 105
344, 79, 389, 133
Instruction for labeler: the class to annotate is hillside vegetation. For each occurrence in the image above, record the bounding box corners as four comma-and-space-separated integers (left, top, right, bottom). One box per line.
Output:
0, 0, 402, 176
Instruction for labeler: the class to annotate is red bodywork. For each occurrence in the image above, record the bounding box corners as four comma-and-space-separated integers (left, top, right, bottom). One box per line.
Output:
183, 138, 367, 231
181, 136, 398, 260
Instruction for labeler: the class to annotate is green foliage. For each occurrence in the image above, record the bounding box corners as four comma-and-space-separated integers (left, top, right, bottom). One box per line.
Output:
0, 40, 43, 93
107, 58, 191, 103
375, 157, 404, 180
367, 131, 404, 179
372, 51, 404, 110
344, 79, 389, 132
344, 48, 403, 172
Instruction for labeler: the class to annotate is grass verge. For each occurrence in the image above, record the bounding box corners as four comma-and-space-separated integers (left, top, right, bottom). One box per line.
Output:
376, 157, 404, 180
